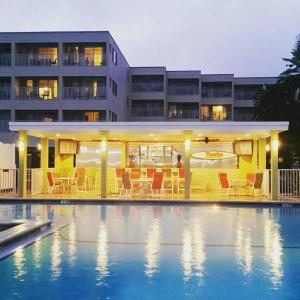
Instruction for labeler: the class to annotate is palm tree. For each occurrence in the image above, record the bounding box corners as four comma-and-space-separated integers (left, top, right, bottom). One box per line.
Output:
252, 35, 300, 167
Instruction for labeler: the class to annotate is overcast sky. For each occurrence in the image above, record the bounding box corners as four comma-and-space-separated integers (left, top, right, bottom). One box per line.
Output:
1, 0, 299, 76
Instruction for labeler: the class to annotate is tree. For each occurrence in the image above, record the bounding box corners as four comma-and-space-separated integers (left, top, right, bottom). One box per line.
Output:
253, 35, 300, 167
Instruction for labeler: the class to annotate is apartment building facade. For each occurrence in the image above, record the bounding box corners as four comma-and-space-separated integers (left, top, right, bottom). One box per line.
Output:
0, 31, 276, 144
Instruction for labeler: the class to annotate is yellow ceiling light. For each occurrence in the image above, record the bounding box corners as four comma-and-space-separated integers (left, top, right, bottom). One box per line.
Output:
37, 143, 42, 151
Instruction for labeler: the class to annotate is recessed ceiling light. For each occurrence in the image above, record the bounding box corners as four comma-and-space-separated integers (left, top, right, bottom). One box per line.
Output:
245, 134, 250, 137
198, 133, 203, 137
150, 133, 154, 137
56, 133, 60, 137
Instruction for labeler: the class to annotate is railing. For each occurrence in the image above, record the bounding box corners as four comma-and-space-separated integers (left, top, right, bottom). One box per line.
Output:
234, 91, 258, 100
63, 53, 106, 66
0, 53, 11, 66
168, 110, 199, 119
202, 111, 232, 121
279, 169, 300, 199
16, 54, 58, 66
63, 87, 106, 100
0, 169, 18, 196
15, 87, 57, 100
131, 82, 164, 93
131, 109, 164, 118
234, 113, 253, 121
167, 85, 199, 95
0, 87, 11, 99
201, 88, 232, 98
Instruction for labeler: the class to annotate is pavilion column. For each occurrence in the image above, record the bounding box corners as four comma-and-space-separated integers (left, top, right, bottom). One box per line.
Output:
258, 138, 266, 170
184, 130, 192, 200
101, 131, 108, 198
18, 131, 27, 197
271, 131, 279, 200
121, 141, 127, 168
40, 137, 49, 193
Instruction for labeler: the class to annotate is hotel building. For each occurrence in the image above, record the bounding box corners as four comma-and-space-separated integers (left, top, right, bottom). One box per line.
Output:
0, 31, 289, 201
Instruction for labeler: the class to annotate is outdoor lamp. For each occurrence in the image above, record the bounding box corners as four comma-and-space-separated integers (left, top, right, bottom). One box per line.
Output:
101, 140, 107, 151
37, 143, 42, 151
272, 139, 279, 151
18, 140, 25, 150
184, 139, 191, 150
265, 144, 270, 152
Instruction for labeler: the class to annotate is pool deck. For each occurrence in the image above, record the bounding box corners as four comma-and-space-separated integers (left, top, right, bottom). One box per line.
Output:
0, 192, 300, 206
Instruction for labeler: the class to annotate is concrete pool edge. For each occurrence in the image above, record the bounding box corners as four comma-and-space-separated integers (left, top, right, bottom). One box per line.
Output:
0, 198, 299, 207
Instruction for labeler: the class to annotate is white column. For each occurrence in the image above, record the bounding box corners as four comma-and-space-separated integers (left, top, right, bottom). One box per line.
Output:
271, 131, 279, 200
184, 130, 191, 199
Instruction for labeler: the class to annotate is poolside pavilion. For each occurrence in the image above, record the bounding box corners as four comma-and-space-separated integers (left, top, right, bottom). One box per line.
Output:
9, 121, 289, 201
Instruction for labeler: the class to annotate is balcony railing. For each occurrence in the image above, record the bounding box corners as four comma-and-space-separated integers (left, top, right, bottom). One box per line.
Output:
132, 109, 164, 118
168, 110, 199, 119
131, 82, 164, 93
63, 87, 106, 100
0, 87, 11, 99
201, 111, 232, 121
167, 85, 199, 95
234, 91, 258, 100
0, 53, 11, 66
202, 88, 232, 98
16, 87, 57, 100
63, 53, 106, 66
16, 54, 58, 66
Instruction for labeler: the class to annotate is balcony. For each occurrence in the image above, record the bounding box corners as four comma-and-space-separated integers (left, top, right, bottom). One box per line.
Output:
0, 53, 11, 66
167, 85, 199, 95
63, 52, 106, 66
234, 85, 262, 100
168, 109, 199, 119
202, 82, 232, 98
63, 87, 106, 100
16, 54, 58, 66
15, 87, 58, 100
131, 82, 164, 93
0, 87, 11, 100
201, 105, 232, 121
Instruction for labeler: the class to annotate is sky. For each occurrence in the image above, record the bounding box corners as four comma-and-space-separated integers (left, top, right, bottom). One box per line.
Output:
1, 0, 299, 77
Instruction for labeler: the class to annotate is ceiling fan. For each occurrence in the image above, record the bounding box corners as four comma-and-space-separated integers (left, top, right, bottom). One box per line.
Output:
195, 137, 220, 144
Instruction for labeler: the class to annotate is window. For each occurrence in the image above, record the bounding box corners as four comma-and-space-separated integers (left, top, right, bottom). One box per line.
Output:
234, 107, 254, 121
84, 47, 103, 66
131, 100, 164, 117
63, 110, 106, 122
201, 105, 232, 121
167, 79, 199, 95
168, 102, 199, 119
234, 85, 263, 100
110, 78, 117, 96
201, 82, 232, 98
15, 110, 58, 122
131, 75, 164, 92
112, 48, 117, 65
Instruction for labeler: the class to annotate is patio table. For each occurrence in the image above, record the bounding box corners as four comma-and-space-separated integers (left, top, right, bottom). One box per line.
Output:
230, 179, 252, 196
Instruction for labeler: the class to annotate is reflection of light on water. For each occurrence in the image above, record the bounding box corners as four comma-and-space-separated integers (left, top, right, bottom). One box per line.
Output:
96, 222, 109, 280
68, 221, 77, 267
235, 220, 253, 275
145, 218, 161, 278
181, 221, 205, 282
14, 247, 26, 279
33, 238, 41, 269
51, 231, 62, 280
264, 217, 283, 287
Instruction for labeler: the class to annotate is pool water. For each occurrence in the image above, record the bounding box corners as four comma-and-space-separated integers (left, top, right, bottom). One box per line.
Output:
1, 204, 300, 299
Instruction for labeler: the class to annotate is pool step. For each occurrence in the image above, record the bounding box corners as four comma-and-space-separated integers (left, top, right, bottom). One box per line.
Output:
0, 220, 51, 247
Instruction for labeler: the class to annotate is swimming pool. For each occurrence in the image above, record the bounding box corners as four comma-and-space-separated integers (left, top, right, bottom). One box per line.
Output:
1, 204, 300, 299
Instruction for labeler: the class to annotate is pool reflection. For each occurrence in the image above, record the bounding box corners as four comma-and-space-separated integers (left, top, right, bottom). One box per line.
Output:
96, 221, 109, 283
51, 231, 62, 280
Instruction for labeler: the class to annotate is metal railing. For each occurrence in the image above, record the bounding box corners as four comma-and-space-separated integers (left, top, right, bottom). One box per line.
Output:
279, 169, 300, 199
63, 53, 106, 66
15, 87, 57, 100
131, 82, 164, 93
16, 54, 58, 66
201, 88, 232, 98
0, 53, 11, 66
0, 87, 11, 99
168, 110, 199, 119
63, 86, 106, 100
0, 169, 18, 196
201, 111, 232, 121
167, 85, 199, 95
